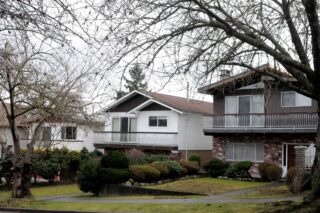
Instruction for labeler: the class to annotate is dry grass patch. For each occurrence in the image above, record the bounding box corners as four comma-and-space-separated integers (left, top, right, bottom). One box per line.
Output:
146, 178, 269, 195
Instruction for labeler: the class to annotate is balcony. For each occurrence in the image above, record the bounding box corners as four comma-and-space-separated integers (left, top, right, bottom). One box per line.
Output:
203, 112, 318, 134
93, 131, 178, 151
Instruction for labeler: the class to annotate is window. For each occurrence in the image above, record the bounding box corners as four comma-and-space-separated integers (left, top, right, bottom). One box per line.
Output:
61, 126, 77, 140
225, 142, 264, 162
281, 91, 312, 107
148, 116, 167, 127
42, 127, 52, 141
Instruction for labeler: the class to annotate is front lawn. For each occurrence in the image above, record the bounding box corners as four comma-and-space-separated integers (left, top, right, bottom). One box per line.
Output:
0, 184, 82, 198
146, 177, 270, 195
0, 200, 263, 213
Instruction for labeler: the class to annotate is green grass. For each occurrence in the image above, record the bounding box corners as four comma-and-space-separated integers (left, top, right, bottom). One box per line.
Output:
0, 184, 82, 198
146, 178, 270, 195
234, 185, 308, 199
0, 200, 264, 213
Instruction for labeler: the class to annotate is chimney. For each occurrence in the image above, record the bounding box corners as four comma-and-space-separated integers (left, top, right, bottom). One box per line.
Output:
219, 70, 231, 80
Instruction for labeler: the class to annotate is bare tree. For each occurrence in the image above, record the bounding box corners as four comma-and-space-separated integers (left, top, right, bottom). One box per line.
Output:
94, 0, 320, 200
0, 33, 94, 198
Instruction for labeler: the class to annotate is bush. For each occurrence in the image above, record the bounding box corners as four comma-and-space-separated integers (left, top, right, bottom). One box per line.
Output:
179, 161, 200, 175
126, 149, 146, 165
129, 165, 161, 182
225, 161, 252, 178
189, 154, 201, 165
143, 155, 168, 164
207, 159, 229, 177
99, 168, 130, 184
100, 151, 129, 169
0, 154, 13, 184
258, 162, 282, 181
150, 162, 169, 178
77, 159, 101, 195
286, 167, 311, 194
33, 160, 60, 183
154, 160, 183, 178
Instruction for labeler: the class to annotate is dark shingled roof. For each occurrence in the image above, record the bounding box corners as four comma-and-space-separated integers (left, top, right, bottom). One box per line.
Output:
142, 91, 213, 115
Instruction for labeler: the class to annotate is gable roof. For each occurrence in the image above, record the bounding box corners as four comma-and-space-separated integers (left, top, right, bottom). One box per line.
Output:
104, 90, 213, 115
198, 64, 294, 95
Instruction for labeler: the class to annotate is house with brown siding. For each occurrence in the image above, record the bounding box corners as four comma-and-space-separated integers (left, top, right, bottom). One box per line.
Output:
94, 90, 213, 164
198, 64, 316, 176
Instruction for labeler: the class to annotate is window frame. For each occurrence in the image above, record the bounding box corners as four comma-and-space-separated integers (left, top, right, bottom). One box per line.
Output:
148, 116, 168, 127
225, 142, 264, 163
281, 91, 312, 107
42, 126, 52, 141
61, 126, 77, 140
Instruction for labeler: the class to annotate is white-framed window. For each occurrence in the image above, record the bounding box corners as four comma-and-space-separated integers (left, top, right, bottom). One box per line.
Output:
281, 91, 312, 107
225, 142, 264, 162
61, 126, 77, 140
148, 116, 167, 127
42, 127, 52, 141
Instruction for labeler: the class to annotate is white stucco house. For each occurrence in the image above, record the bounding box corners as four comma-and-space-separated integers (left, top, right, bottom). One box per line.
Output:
94, 90, 213, 164
0, 104, 101, 158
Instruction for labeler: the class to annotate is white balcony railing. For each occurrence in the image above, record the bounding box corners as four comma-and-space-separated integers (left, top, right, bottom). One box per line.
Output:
94, 131, 178, 147
204, 113, 318, 129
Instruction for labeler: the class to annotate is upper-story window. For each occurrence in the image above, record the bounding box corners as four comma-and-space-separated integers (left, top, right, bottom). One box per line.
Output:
42, 127, 52, 141
149, 116, 167, 127
281, 91, 312, 107
61, 126, 77, 140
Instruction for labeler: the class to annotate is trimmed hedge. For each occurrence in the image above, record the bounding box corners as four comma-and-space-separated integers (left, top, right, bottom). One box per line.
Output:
150, 162, 169, 178
179, 161, 200, 175
100, 151, 129, 169
129, 165, 161, 182
208, 159, 229, 178
154, 160, 183, 178
143, 155, 168, 164
189, 154, 201, 165
99, 168, 130, 184
77, 159, 101, 195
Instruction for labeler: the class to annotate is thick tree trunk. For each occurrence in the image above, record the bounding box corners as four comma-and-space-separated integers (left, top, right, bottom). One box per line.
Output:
11, 157, 32, 198
310, 101, 320, 200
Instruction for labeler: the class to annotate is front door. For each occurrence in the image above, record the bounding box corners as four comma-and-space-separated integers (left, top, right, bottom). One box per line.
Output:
287, 145, 296, 169
120, 117, 129, 142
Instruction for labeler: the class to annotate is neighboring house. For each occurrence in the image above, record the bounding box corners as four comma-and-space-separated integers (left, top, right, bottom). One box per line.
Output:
198, 64, 317, 176
0, 104, 100, 158
94, 90, 213, 164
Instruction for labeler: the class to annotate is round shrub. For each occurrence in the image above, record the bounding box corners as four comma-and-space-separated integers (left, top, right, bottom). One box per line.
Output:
189, 154, 201, 165
225, 161, 252, 178
77, 159, 101, 195
154, 160, 183, 178
208, 159, 229, 177
99, 168, 130, 184
150, 162, 169, 178
129, 165, 161, 182
266, 164, 282, 181
258, 162, 282, 181
179, 161, 200, 175
100, 151, 129, 169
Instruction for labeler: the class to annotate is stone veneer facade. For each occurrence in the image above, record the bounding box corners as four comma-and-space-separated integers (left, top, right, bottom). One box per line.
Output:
212, 133, 315, 176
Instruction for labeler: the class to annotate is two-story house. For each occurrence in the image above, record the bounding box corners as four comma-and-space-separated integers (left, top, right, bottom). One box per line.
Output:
94, 90, 213, 164
198, 64, 317, 175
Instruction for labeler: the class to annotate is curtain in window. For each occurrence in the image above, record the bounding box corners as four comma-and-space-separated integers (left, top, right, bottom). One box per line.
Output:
251, 95, 264, 126
112, 118, 120, 142
225, 142, 264, 162
225, 96, 238, 126
296, 93, 312, 106
129, 118, 137, 142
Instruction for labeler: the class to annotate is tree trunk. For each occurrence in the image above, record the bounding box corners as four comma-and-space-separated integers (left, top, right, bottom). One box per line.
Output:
11, 156, 32, 198
310, 101, 320, 200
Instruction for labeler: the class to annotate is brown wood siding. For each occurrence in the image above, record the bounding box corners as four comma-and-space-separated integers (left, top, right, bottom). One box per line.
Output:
265, 89, 317, 114
140, 103, 170, 111
108, 94, 149, 112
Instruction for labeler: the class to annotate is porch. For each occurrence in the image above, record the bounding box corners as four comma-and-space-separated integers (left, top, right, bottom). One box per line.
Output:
93, 131, 179, 151
203, 112, 318, 134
